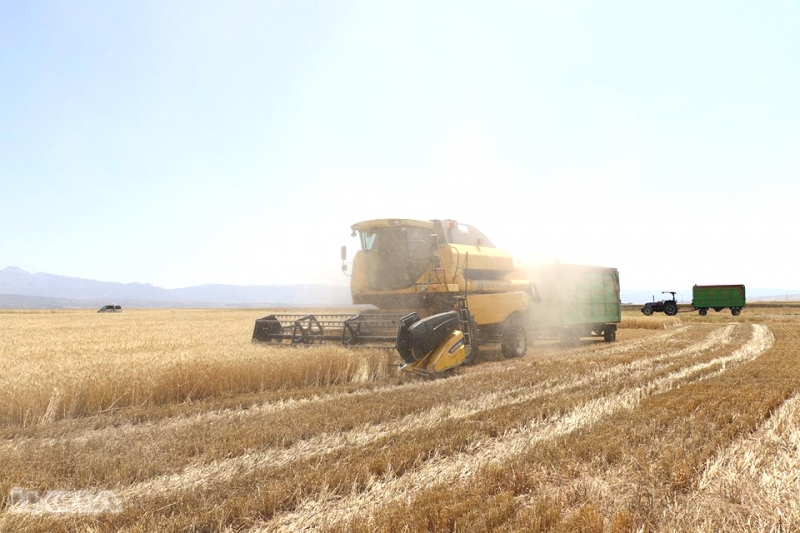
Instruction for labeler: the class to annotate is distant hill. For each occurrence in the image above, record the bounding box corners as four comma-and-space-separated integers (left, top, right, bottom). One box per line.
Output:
2, 266, 797, 309
0, 267, 352, 309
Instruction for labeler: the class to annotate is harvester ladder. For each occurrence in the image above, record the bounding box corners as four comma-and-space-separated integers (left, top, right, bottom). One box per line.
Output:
456, 296, 471, 349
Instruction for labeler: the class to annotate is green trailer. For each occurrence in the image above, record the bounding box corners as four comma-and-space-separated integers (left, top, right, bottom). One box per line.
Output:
528, 263, 621, 343
692, 284, 746, 316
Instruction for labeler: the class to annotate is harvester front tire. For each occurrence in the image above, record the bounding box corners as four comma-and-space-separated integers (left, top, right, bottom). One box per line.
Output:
501, 327, 527, 359
603, 327, 616, 343
642, 307, 654, 316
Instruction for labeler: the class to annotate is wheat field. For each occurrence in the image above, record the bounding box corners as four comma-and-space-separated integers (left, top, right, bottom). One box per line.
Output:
1, 305, 800, 532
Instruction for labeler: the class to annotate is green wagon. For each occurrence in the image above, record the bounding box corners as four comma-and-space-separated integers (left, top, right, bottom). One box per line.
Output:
692, 284, 746, 316
529, 263, 621, 343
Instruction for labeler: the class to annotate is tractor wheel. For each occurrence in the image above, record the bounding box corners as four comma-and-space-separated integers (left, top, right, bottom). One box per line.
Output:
461, 313, 480, 366
731, 308, 741, 316
642, 307, 654, 316
664, 303, 678, 316
501, 326, 527, 358
699, 309, 708, 316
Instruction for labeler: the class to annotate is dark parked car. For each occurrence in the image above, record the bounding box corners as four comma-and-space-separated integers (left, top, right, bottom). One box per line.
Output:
97, 305, 122, 313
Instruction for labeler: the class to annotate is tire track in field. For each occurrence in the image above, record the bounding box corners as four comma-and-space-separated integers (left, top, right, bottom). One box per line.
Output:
260, 324, 772, 532
665, 394, 800, 532
663, 325, 800, 532
121, 325, 727, 502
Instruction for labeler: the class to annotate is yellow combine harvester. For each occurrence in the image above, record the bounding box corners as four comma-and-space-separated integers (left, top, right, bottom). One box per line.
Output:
253, 218, 621, 371
253, 218, 537, 362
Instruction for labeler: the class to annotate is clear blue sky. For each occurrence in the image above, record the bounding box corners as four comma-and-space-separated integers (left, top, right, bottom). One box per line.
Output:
1, 1, 798, 289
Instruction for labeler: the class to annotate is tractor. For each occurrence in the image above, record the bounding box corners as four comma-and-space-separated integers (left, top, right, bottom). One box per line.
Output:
641, 291, 679, 316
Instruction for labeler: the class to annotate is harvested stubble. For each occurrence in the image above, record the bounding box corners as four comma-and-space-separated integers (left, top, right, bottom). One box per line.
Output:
618, 315, 682, 330
3, 308, 800, 533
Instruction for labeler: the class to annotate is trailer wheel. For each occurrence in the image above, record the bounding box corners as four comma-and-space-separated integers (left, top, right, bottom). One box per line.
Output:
714, 307, 723, 312
699, 309, 708, 316
501, 327, 527, 358
603, 327, 616, 343
664, 303, 678, 316
731, 308, 741, 316
642, 307, 654, 316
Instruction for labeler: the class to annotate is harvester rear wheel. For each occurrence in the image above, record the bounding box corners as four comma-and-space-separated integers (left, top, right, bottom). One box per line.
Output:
501, 327, 527, 358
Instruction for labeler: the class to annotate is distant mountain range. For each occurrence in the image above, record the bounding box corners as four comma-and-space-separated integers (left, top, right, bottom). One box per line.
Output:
0, 267, 352, 309
1, 266, 797, 309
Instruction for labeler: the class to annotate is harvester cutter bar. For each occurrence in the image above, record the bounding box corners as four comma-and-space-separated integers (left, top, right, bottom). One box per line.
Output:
342, 313, 405, 346
252, 312, 405, 347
